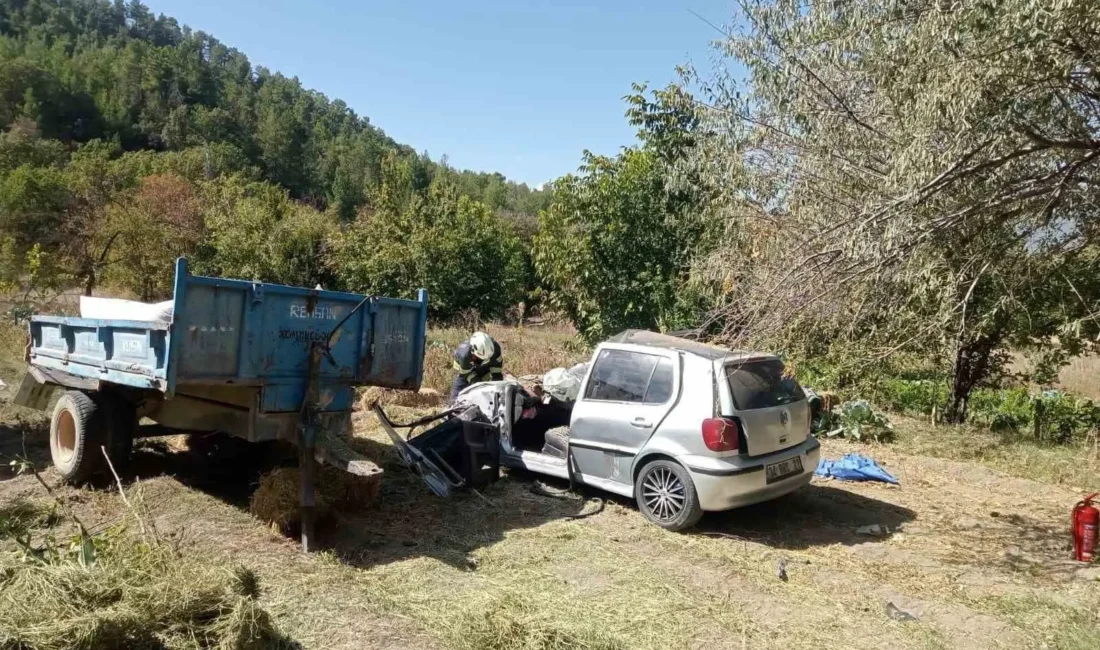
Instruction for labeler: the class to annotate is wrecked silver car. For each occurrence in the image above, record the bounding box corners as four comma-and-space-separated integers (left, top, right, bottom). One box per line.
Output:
377, 330, 820, 531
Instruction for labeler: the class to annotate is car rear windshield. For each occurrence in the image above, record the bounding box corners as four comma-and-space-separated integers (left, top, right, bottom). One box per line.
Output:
724, 359, 805, 411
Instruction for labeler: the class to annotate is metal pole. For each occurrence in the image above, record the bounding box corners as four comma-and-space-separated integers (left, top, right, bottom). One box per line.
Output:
299, 342, 323, 552
299, 425, 316, 552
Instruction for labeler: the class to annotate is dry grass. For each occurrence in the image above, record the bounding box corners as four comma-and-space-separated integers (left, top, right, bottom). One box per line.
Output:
359, 385, 447, 410
1008, 350, 1100, 400
0, 497, 293, 650
1058, 354, 1100, 400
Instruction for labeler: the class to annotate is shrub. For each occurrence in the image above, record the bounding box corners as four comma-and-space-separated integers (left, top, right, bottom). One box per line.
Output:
1032, 390, 1100, 445
818, 400, 896, 443
969, 387, 1033, 432
873, 378, 947, 416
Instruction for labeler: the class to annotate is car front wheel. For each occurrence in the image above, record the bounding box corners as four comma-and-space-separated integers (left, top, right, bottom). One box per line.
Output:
634, 459, 703, 531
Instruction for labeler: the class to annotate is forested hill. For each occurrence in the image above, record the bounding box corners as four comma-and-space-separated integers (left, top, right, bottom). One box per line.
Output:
0, 0, 547, 218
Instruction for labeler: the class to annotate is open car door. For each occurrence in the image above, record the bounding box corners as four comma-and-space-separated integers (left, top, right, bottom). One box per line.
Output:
373, 403, 501, 496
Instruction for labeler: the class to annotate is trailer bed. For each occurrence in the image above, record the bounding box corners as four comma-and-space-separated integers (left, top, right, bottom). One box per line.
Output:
27, 258, 428, 414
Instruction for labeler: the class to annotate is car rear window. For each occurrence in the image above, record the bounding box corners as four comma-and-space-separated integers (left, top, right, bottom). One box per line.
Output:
724, 359, 804, 410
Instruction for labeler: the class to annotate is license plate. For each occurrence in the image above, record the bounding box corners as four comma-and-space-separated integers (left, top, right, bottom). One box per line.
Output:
765, 456, 804, 484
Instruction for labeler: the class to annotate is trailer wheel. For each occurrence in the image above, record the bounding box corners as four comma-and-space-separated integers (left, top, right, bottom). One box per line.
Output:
50, 391, 106, 484
99, 394, 136, 474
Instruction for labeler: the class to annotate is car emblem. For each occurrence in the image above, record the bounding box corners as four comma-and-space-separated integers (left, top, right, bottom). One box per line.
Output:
779, 410, 789, 427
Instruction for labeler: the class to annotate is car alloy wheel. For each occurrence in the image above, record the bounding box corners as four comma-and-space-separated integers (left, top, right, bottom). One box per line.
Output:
641, 465, 686, 521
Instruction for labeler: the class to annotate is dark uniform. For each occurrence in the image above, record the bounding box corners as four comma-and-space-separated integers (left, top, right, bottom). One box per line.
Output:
450, 338, 504, 402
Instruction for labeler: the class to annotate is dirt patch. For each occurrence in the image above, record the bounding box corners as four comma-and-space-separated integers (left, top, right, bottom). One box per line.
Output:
878, 587, 1026, 650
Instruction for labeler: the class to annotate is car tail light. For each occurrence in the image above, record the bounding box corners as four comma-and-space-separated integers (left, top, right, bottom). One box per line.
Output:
702, 418, 739, 452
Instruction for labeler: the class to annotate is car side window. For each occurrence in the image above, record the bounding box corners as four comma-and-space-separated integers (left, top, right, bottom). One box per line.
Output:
583, 349, 673, 404
643, 357, 674, 404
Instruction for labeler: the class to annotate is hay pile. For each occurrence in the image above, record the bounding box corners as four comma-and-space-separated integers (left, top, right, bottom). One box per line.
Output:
358, 385, 444, 409
249, 465, 382, 535
0, 535, 291, 650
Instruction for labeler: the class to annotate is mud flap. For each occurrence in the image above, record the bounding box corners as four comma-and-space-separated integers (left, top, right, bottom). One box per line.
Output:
13, 371, 52, 410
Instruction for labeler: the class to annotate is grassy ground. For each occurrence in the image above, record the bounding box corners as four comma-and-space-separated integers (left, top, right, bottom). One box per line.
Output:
1, 321, 1099, 649
891, 415, 1100, 490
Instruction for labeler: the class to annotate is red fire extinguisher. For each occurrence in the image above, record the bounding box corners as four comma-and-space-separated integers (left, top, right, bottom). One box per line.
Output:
1073, 493, 1099, 562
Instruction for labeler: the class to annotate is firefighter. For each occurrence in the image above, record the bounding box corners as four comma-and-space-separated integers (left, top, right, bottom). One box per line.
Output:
450, 331, 503, 401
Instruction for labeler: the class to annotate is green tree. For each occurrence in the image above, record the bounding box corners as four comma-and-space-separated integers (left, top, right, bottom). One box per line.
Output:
0, 118, 69, 176
104, 173, 204, 300
681, 0, 1100, 421
535, 148, 704, 342
60, 139, 139, 295
197, 175, 335, 287
329, 180, 526, 319
535, 84, 708, 342
0, 163, 69, 252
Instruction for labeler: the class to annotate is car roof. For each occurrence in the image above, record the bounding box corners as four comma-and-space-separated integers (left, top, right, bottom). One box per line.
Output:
604, 329, 772, 362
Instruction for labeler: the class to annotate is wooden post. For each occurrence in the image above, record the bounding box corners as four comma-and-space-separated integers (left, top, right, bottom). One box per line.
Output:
1033, 397, 1044, 442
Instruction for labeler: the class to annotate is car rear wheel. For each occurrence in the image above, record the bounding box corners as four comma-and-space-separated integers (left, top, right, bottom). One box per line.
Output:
634, 459, 703, 531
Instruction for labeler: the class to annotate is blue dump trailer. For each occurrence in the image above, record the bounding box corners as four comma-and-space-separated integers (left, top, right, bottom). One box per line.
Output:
14, 258, 429, 550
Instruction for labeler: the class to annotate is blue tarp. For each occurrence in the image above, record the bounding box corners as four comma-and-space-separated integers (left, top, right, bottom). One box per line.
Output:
815, 453, 899, 484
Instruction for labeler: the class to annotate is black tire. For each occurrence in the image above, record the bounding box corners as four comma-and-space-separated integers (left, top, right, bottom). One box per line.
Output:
99, 393, 136, 474
634, 459, 704, 531
50, 390, 106, 484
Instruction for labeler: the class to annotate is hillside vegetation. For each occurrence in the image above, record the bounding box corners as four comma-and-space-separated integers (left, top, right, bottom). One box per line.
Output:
0, 0, 545, 318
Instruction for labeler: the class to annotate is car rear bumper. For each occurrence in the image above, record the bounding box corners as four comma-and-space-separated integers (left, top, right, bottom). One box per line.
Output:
683, 437, 821, 511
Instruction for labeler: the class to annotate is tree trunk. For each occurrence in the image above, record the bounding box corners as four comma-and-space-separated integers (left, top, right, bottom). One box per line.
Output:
83, 270, 96, 297
946, 367, 974, 424
945, 333, 1001, 424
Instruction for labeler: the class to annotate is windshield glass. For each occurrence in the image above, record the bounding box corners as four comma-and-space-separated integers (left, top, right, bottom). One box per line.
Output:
724, 359, 805, 410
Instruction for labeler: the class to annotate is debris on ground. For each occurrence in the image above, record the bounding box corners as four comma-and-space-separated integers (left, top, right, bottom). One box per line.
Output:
856, 524, 891, 537
776, 557, 789, 582
815, 453, 900, 484
885, 601, 920, 622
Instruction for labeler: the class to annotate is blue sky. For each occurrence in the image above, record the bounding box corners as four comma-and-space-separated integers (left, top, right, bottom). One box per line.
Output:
144, 0, 732, 187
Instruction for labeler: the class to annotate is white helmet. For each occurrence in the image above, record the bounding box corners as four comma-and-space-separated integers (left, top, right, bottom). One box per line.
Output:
470, 332, 495, 361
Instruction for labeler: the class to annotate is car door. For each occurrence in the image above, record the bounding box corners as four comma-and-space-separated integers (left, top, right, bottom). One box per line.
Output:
568, 345, 679, 487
